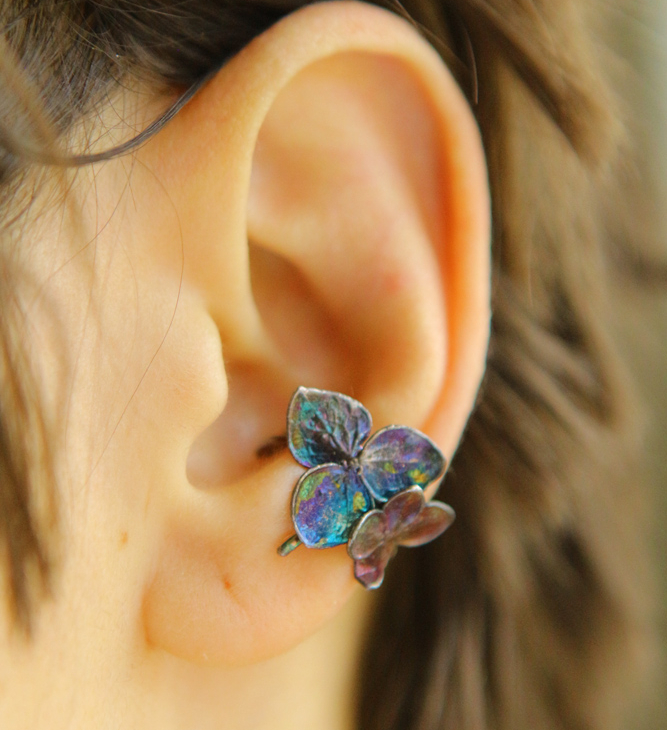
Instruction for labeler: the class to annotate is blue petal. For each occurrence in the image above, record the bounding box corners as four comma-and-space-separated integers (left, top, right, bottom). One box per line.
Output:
287, 387, 372, 468
292, 464, 373, 548
359, 426, 446, 501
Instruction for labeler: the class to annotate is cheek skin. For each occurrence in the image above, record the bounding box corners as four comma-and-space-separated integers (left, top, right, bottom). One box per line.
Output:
19, 178, 229, 642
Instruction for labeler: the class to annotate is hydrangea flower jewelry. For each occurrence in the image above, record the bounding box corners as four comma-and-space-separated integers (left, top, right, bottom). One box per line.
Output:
278, 387, 456, 588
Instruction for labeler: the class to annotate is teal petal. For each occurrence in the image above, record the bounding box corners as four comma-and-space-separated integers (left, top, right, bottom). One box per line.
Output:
287, 387, 372, 468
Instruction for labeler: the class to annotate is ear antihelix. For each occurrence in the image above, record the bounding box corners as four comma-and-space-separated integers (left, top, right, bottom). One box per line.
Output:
246, 50, 450, 429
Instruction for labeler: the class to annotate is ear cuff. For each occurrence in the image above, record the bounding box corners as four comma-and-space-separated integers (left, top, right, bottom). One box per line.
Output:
278, 387, 455, 589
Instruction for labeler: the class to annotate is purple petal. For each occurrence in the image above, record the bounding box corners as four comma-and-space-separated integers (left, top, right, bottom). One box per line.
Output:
292, 464, 373, 548
353, 544, 395, 589
382, 486, 426, 537
347, 510, 387, 560
398, 501, 455, 547
360, 426, 446, 501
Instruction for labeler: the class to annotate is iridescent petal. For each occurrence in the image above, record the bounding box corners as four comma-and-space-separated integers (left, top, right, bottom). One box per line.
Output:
359, 426, 446, 501
398, 501, 456, 547
287, 387, 372, 468
347, 510, 387, 560
353, 544, 395, 589
382, 486, 426, 537
292, 464, 373, 548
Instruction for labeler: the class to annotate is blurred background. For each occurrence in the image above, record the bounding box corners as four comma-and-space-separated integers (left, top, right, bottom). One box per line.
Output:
616, 2, 667, 726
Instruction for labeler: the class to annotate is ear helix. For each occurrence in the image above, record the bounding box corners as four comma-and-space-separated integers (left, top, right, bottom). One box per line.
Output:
277, 387, 455, 588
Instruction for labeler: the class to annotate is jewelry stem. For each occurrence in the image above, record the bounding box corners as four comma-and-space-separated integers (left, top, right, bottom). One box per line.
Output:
277, 534, 302, 556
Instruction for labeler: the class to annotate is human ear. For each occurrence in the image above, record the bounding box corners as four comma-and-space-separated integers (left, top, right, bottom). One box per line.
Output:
127, 1, 491, 666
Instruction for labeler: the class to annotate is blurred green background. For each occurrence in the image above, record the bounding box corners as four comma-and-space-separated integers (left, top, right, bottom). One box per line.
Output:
616, 2, 667, 725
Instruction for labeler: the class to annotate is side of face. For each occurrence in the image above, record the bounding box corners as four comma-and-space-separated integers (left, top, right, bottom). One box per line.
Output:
0, 1, 490, 724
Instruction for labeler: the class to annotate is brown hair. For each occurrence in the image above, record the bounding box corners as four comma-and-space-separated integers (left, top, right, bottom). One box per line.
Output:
0, 1, 652, 729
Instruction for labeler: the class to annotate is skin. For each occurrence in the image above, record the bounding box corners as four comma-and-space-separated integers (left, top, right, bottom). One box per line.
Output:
0, 3, 490, 729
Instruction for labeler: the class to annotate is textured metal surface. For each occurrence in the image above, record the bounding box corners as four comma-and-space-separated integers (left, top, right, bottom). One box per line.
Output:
360, 425, 446, 501
347, 487, 455, 588
292, 463, 373, 548
280, 387, 452, 575
287, 386, 372, 468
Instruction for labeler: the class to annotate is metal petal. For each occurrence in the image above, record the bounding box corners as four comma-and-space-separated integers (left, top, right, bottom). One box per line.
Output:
287, 387, 372, 468
359, 426, 446, 501
382, 486, 426, 538
353, 544, 395, 589
292, 464, 373, 548
397, 501, 456, 547
347, 509, 387, 560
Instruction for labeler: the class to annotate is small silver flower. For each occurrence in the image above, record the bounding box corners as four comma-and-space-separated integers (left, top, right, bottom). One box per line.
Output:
347, 486, 455, 589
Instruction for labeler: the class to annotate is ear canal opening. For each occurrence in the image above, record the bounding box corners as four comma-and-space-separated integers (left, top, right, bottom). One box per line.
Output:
185, 362, 292, 489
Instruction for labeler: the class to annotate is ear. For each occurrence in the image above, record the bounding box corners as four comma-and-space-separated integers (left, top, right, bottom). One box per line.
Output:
128, 1, 490, 665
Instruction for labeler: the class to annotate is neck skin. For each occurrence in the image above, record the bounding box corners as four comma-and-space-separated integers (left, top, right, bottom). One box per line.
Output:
0, 583, 373, 730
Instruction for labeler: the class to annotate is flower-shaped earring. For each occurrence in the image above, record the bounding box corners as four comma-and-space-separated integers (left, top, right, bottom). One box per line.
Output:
347, 486, 455, 588
278, 387, 456, 588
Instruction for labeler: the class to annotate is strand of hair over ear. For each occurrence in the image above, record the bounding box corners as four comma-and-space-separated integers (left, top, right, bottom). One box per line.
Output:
0, 0, 481, 171
0, 65, 214, 167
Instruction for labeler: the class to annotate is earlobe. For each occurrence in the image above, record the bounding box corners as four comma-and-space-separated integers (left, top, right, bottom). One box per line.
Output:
136, 1, 490, 666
